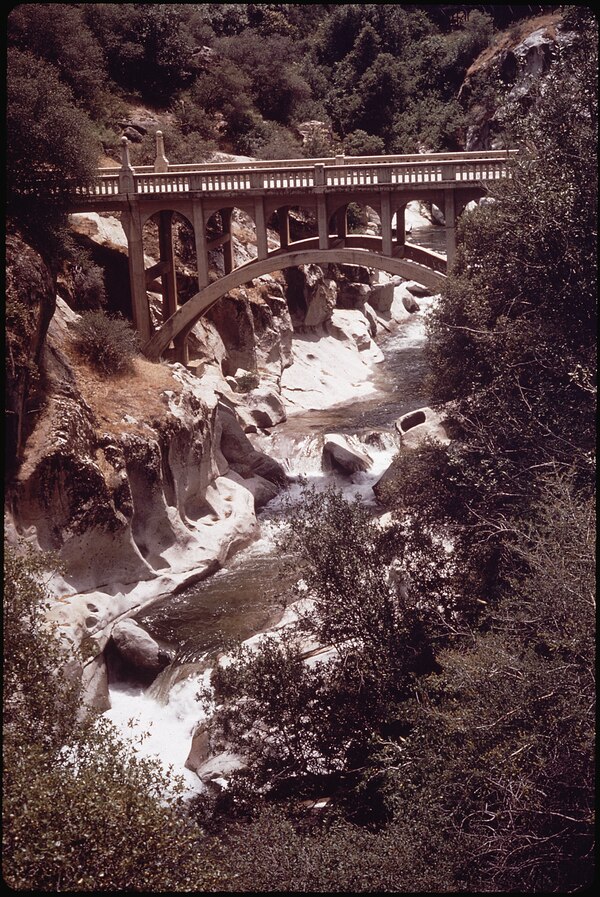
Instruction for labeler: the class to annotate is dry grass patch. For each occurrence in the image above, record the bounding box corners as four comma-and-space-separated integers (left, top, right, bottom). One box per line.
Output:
63, 338, 181, 437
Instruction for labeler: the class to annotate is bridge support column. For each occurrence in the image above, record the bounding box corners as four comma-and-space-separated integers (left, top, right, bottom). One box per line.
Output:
254, 196, 268, 260
122, 205, 152, 345
335, 206, 347, 243
192, 200, 210, 291
222, 208, 234, 275
278, 206, 290, 250
317, 195, 329, 250
444, 189, 457, 266
394, 204, 407, 257
158, 211, 178, 323
380, 193, 393, 257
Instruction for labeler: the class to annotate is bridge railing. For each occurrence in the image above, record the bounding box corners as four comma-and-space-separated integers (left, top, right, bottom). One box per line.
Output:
47, 151, 517, 199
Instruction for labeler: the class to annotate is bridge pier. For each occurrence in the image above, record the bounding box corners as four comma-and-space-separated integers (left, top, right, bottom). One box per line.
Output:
380, 192, 393, 257
254, 196, 268, 260
335, 206, 347, 242
158, 211, 178, 324
122, 204, 152, 345
317, 195, 329, 250
277, 206, 291, 250
222, 208, 234, 275
443, 189, 457, 266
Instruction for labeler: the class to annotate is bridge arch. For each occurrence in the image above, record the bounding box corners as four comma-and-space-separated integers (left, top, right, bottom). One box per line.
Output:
143, 247, 446, 361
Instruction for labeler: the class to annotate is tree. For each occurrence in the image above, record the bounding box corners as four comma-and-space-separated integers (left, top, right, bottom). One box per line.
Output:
7, 48, 100, 257
8, 4, 108, 117
205, 487, 444, 818
2, 543, 219, 891
83, 4, 195, 104
426, 11, 597, 506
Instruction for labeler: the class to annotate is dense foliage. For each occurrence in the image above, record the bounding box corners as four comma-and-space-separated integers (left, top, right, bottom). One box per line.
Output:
2, 544, 219, 891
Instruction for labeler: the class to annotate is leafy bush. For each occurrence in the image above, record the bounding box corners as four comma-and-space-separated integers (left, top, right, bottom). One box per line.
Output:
344, 129, 385, 156
2, 543, 219, 891
73, 309, 139, 375
205, 487, 445, 820
67, 248, 107, 310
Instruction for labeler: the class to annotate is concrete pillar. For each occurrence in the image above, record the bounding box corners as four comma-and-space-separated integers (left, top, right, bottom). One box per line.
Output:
380, 192, 393, 257
154, 130, 169, 173
122, 205, 152, 344
336, 206, 347, 242
394, 204, 407, 256
254, 196, 268, 260
192, 200, 210, 290
444, 189, 457, 266
158, 210, 177, 324
278, 206, 290, 249
222, 208, 234, 275
317, 195, 328, 250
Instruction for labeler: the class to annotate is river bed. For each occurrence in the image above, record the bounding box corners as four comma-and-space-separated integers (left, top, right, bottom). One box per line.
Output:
102, 227, 444, 795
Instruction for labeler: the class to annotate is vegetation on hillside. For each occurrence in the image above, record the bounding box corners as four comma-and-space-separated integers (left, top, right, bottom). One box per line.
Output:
4, 4, 596, 892
6, 3, 548, 258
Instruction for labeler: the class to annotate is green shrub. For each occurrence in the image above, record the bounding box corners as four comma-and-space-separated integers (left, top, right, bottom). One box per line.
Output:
73, 309, 139, 375
2, 542, 220, 892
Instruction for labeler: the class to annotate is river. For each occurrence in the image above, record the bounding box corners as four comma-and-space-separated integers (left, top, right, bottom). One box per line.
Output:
102, 224, 444, 797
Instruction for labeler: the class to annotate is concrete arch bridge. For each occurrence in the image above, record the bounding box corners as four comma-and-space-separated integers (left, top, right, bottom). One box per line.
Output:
65, 133, 515, 363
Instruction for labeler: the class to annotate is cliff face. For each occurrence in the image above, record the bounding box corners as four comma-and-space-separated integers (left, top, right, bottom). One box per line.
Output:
459, 11, 569, 150
5, 232, 56, 479
4, 234, 291, 709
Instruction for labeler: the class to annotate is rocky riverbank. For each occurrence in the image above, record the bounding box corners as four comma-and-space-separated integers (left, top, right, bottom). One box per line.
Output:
4, 208, 437, 712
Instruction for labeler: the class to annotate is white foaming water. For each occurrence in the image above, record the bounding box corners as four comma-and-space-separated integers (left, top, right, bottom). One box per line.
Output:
104, 672, 211, 799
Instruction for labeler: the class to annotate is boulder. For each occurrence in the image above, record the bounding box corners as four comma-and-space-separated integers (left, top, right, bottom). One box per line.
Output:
110, 618, 174, 676
217, 401, 287, 486
336, 281, 371, 310
395, 406, 450, 448
322, 433, 373, 474
363, 302, 379, 338
404, 280, 432, 297
401, 291, 420, 313
195, 750, 248, 783
369, 280, 397, 313
284, 265, 337, 327
185, 722, 211, 772
327, 309, 375, 352
122, 126, 144, 143
244, 386, 287, 428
